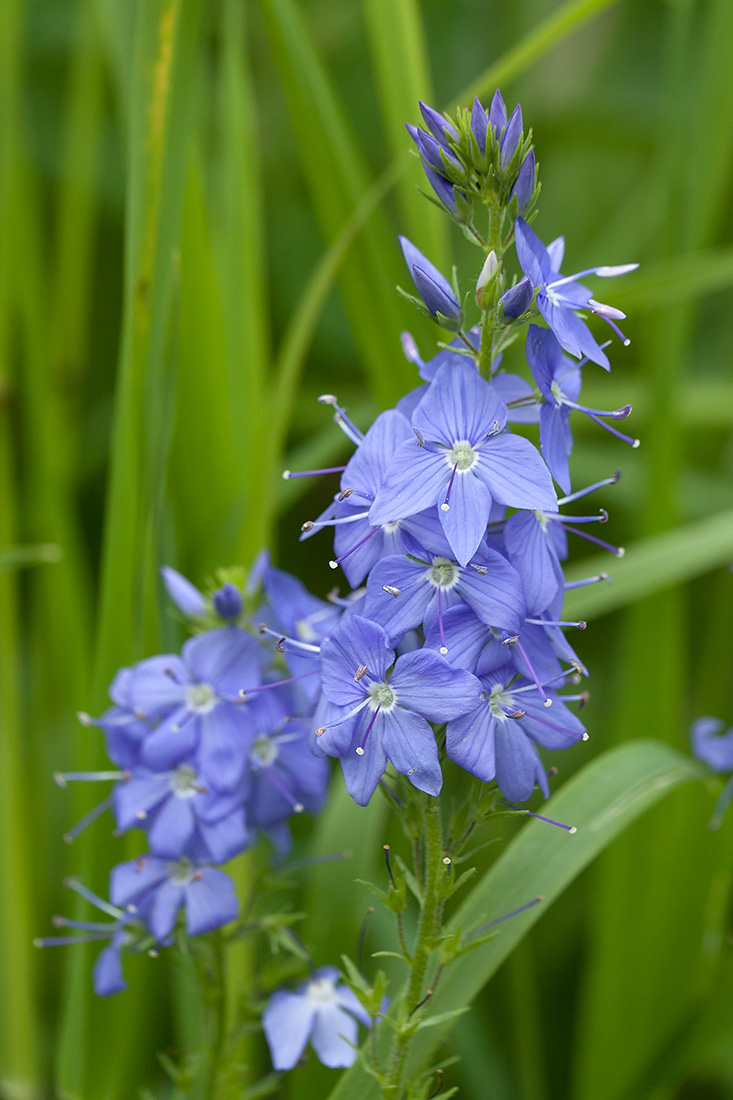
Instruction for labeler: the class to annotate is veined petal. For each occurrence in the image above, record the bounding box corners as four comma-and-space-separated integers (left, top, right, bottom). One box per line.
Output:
382, 708, 443, 796
515, 218, 551, 285
113, 771, 171, 831
504, 511, 563, 617
390, 649, 482, 721
457, 546, 526, 632
92, 934, 127, 996
196, 705, 250, 791
141, 707, 200, 772
127, 655, 187, 717
320, 616, 394, 705
413, 361, 508, 447
519, 695, 585, 750
183, 628, 262, 696
494, 722, 544, 802
196, 810, 249, 864
342, 409, 413, 498
340, 725, 389, 806
439, 472, 493, 567
446, 704, 496, 782
539, 405, 573, 495
146, 796, 195, 859
110, 856, 168, 909
424, 604, 491, 672
369, 442, 448, 526
476, 434, 557, 511
148, 881, 184, 941
363, 556, 432, 642
264, 991, 317, 1071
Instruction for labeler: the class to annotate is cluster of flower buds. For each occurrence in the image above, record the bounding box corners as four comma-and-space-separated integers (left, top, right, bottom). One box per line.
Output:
39, 559, 336, 993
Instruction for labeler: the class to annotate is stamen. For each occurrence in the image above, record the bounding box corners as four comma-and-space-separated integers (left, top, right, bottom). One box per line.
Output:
257, 624, 321, 654
354, 665, 367, 682
565, 573, 611, 590
356, 705, 382, 755
35, 932, 112, 947
525, 618, 586, 630
584, 410, 640, 447
413, 428, 425, 447
504, 634, 551, 706
562, 397, 632, 420
329, 524, 381, 569
441, 463, 459, 512
54, 770, 127, 786
557, 472, 620, 506
52, 917, 117, 932
383, 844, 395, 886
315, 698, 371, 735
302, 510, 370, 531
463, 896, 543, 938
317, 393, 365, 443
500, 801, 577, 833
63, 878, 123, 919
63, 794, 114, 843
282, 466, 347, 479
561, 523, 625, 556
238, 669, 320, 698
591, 306, 632, 345
265, 768, 304, 813
382, 585, 401, 598
551, 511, 607, 524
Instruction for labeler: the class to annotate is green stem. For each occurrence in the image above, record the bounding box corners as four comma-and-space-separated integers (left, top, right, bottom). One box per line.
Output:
384, 796, 445, 1097
197, 932, 228, 1100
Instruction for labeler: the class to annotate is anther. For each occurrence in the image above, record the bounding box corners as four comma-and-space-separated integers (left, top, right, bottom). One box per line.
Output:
579, 691, 590, 708
338, 487, 354, 500
126, 904, 138, 914
599, 509, 608, 524
413, 429, 425, 447
507, 709, 525, 719
315, 727, 325, 736
134, 709, 146, 721
276, 637, 286, 652
301, 521, 314, 532
383, 844, 395, 886
77, 711, 93, 726
318, 393, 338, 405
382, 585, 400, 598
191, 871, 203, 882
136, 810, 147, 820
470, 564, 488, 575
294, 802, 304, 814
582, 732, 590, 741
354, 665, 367, 682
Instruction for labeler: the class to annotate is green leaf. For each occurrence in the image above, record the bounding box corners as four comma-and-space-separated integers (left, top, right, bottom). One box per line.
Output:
325, 741, 701, 1099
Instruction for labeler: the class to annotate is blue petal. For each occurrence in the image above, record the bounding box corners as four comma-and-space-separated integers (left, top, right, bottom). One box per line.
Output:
92, 933, 127, 996
363, 556, 431, 644
413, 361, 507, 448
499, 104, 523, 169
264, 990, 316, 1071
183, 627, 262, 697
504, 511, 562, 617
439, 472, 493, 567
342, 409, 413, 499
424, 603, 491, 671
515, 218, 550, 285
519, 696, 586, 750
141, 707, 199, 771
320, 616, 394, 705
369, 442, 448, 525
146, 795, 195, 858
113, 770, 170, 831
489, 89, 507, 131
310, 1003, 360, 1068
160, 566, 206, 616
127, 655, 187, 718
196, 704, 251, 791
196, 810, 250, 863
525, 325, 563, 400
390, 649, 482, 722
149, 880, 184, 941
110, 855, 168, 909
446, 704, 496, 782
475, 434, 557, 511
457, 546, 526, 632
183, 867, 239, 935
540, 405, 573, 495
491, 372, 540, 424
691, 717, 733, 773
471, 96, 488, 153
340, 725, 389, 806
382, 708, 443, 795
494, 722, 544, 802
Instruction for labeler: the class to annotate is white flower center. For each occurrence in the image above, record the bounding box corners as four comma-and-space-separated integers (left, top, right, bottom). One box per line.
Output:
550, 379, 566, 404
185, 682, 217, 713
367, 681, 396, 713
307, 977, 337, 1004
168, 857, 194, 885
170, 764, 199, 799
295, 618, 317, 643
383, 520, 400, 533
534, 509, 550, 531
488, 684, 515, 719
251, 735, 279, 767
445, 439, 478, 472
426, 556, 460, 590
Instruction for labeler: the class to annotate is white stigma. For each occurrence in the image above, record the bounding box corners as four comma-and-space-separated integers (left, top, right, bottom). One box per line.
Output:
441, 502, 450, 512
328, 560, 339, 570
356, 746, 365, 756
616, 547, 626, 558
440, 646, 448, 655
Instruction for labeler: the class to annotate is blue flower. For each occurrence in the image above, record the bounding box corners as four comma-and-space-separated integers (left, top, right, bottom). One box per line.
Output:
369, 360, 556, 567
446, 670, 587, 801
691, 717, 733, 829
124, 628, 263, 786
34, 877, 161, 997
160, 565, 206, 617
399, 236, 462, 323
515, 218, 638, 370
263, 966, 372, 1070
314, 616, 480, 805
526, 325, 638, 492
111, 854, 239, 941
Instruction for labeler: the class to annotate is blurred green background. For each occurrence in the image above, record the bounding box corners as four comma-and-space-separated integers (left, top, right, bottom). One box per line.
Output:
1, 0, 733, 1097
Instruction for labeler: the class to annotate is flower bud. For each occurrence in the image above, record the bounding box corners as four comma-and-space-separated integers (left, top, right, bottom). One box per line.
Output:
475, 250, 500, 308
499, 275, 533, 319
510, 149, 535, 214
212, 582, 243, 620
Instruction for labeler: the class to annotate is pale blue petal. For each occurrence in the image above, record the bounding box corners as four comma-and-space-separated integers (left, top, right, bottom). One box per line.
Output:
391, 649, 482, 722
412, 361, 507, 447
475, 434, 557, 511
382, 708, 443, 795
263, 991, 316, 1071
446, 704, 496, 782
183, 867, 239, 935
369, 442, 449, 525
310, 1003, 360, 1067
439, 472, 492, 567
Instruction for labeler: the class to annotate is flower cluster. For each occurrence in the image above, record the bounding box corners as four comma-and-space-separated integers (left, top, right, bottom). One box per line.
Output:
41, 563, 332, 993
291, 89, 638, 808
